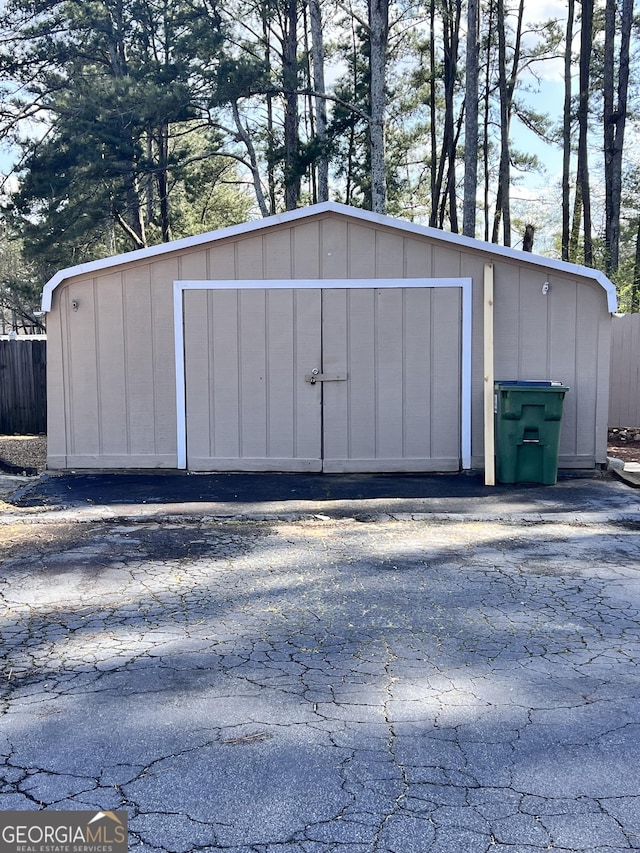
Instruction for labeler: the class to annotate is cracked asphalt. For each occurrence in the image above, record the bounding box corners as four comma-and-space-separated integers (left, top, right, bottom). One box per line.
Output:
1, 476, 640, 852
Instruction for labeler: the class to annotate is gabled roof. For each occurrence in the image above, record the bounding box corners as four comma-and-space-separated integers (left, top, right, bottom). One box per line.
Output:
41, 201, 618, 312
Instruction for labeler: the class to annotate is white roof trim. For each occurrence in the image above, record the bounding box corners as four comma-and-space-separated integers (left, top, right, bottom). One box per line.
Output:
40, 201, 618, 313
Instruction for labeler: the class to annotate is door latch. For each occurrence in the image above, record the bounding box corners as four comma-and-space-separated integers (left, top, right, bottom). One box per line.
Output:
305, 368, 347, 385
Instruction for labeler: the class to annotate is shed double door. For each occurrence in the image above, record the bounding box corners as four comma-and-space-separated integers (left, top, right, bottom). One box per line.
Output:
184, 286, 461, 472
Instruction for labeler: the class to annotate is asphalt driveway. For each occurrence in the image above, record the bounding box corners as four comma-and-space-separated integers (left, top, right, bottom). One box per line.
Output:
9, 468, 640, 519
1, 475, 640, 851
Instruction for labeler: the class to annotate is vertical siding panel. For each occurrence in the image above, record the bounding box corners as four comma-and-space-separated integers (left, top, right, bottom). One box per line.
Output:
375, 288, 404, 457
266, 289, 295, 457
211, 290, 240, 458
612, 314, 640, 426
123, 265, 155, 455
575, 285, 601, 457
184, 290, 211, 460
96, 273, 128, 456
208, 242, 236, 279
631, 317, 640, 423
461, 252, 489, 463
320, 218, 348, 278
348, 225, 376, 277
517, 267, 549, 379
403, 288, 431, 457
431, 245, 461, 278
620, 316, 635, 424
61, 289, 75, 459
375, 231, 404, 278
149, 258, 179, 457
611, 316, 629, 425
66, 279, 99, 457
347, 289, 376, 457
622, 314, 640, 425
239, 289, 268, 457
494, 262, 521, 381
264, 229, 293, 278
404, 238, 432, 278
430, 288, 461, 460
292, 222, 321, 278
595, 310, 612, 462
608, 316, 622, 426
322, 289, 349, 459
618, 316, 628, 425
236, 235, 265, 279
548, 279, 578, 456
294, 289, 322, 459
47, 298, 67, 466
181, 250, 209, 280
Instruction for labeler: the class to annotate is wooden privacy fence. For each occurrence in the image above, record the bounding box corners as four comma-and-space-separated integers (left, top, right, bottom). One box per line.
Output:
609, 313, 640, 428
0, 338, 46, 434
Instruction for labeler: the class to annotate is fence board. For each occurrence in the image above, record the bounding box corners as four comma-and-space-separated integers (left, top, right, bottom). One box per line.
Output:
0, 339, 47, 434
609, 314, 640, 428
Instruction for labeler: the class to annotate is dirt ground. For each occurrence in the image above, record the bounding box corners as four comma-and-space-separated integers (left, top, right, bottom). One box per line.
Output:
606, 428, 640, 464
0, 431, 637, 474
0, 434, 47, 473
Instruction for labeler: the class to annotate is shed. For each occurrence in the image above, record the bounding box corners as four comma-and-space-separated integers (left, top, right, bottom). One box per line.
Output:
41, 202, 617, 473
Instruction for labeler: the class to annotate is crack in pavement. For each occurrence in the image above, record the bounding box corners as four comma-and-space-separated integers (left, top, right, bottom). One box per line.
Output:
1, 516, 640, 851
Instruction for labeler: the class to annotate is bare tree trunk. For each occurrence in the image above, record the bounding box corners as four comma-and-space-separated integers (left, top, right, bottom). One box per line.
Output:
577, 0, 593, 266
155, 123, 171, 243
462, 0, 479, 237
232, 101, 269, 217
430, 0, 461, 229
106, 3, 146, 248
262, 13, 277, 214
344, 7, 359, 206
114, 200, 146, 250
429, 0, 437, 219
604, 0, 615, 269
145, 133, 155, 226
570, 180, 582, 261
492, 0, 524, 246
604, 0, 633, 274
283, 0, 300, 210
492, 0, 510, 244
368, 0, 389, 214
440, 103, 464, 231
301, 2, 316, 201
483, 0, 494, 241
308, 0, 329, 202
561, 0, 575, 261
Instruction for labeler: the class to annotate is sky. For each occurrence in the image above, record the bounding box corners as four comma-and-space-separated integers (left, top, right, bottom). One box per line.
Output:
0, 0, 603, 253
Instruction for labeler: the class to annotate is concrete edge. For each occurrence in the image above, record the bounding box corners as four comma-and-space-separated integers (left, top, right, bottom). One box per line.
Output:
0, 506, 637, 526
611, 468, 640, 489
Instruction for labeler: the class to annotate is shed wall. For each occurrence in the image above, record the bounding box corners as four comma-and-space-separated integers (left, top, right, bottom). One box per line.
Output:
609, 313, 640, 428
47, 212, 610, 470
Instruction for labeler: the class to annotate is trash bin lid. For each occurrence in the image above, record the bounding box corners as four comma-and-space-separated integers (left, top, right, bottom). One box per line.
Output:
495, 380, 565, 387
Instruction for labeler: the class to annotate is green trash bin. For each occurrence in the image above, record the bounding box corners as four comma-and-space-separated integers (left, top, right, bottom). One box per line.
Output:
494, 381, 569, 485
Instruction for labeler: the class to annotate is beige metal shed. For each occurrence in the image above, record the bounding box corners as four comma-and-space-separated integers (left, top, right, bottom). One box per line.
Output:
41, 202, 617, 473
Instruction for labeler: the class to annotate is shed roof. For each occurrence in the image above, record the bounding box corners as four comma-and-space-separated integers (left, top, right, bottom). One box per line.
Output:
41, 201, 618, 313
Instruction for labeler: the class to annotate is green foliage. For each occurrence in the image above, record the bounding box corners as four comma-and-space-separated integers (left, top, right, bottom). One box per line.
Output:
0, 222, 47, 329
0, 0, 637, 316
0, 0, 256, 279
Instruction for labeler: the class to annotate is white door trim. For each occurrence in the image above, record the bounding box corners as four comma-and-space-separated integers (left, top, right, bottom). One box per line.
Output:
174, 278, 473, 470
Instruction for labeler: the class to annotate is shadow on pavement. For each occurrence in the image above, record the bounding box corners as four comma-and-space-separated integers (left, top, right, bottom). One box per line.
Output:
10, 469, 640, 516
